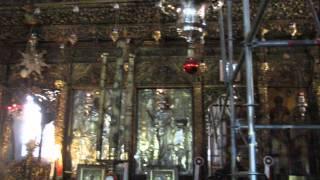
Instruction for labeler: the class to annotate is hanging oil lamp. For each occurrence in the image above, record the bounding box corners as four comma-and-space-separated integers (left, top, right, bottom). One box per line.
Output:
152, 30, 162, 43
183, 57, 200, 74
152, 8, 162, 43
110, 28, 120, 42
183, 48, 200, 74
110, 3, 120, 42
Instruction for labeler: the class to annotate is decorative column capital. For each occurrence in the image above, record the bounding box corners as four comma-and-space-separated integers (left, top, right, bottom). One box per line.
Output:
54, 80, 66, 90
101, 52, 109, 58
129, 53, 135, 59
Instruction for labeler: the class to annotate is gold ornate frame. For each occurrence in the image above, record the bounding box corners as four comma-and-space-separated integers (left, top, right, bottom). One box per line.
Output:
77, 164, 105, 180
148, 168, 178, 180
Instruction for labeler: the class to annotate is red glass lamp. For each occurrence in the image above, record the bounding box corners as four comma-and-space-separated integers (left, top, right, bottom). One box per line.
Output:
183, 57, 200, 74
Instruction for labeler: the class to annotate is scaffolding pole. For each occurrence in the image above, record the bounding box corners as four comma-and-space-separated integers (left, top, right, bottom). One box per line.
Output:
230, 0, 270, 83
242, 0, 258, 179
222, 0, 319, 179
253, 39, 320, 47
217, 1, 270, 179
239, 124, 320, 129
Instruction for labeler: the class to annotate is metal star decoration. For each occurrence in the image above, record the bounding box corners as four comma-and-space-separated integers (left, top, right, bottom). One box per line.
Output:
18, 34, 49, 79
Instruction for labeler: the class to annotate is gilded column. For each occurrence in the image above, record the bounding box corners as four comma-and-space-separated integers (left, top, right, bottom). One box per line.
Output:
314, 59, 320, 175
121, 53, 135, 160
193, 82, 204, 157
54, 80, 68, 177
54, 80, 67, 148
111, 40, 127, 160
0, 85, 11, 161
313, 55, 320, 118
54, 80, 68, 147
316, 85, 320, 116
257, 61, 270, 157
193, 82, 205, 178
258, 61, 270, 121
97, 53, 108, 158
0, 121, 11, 161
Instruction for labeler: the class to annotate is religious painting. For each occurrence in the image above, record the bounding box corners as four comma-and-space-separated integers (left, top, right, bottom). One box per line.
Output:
266, 49, 311, 87
267, 88, 309, 124
148, 168, 178, 180
135, 88, 193, 175
71, 63, 115, 85
71, 64, 101, 85
267, 87, 310, 177
77, 165, 105, 180
71, 90, 100, 171
135, 58, 193, 84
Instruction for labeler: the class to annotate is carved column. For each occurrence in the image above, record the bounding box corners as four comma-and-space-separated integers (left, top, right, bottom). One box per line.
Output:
0, 85, 10, 161
305, 48, 320, 119
258, 61, 270, 119
97, 53, 108, 159
313, 53, 320, 118
54, 80, 68, 178
55, 80, 67, 148
310, 49, 320, 174
193, 82, 205, 176
122, 53, 135, 160
257, 61, 271, 160
111, 40, 127, 160
0, 120, 11, 161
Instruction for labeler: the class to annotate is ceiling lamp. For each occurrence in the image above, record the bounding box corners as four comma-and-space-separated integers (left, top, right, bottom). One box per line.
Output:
158, 0, 223, 43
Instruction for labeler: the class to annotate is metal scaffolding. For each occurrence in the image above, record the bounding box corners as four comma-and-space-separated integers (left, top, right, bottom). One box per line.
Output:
217, 0, 320, 179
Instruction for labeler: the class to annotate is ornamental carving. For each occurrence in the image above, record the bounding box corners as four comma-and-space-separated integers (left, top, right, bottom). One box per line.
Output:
0, 0, 318, 42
